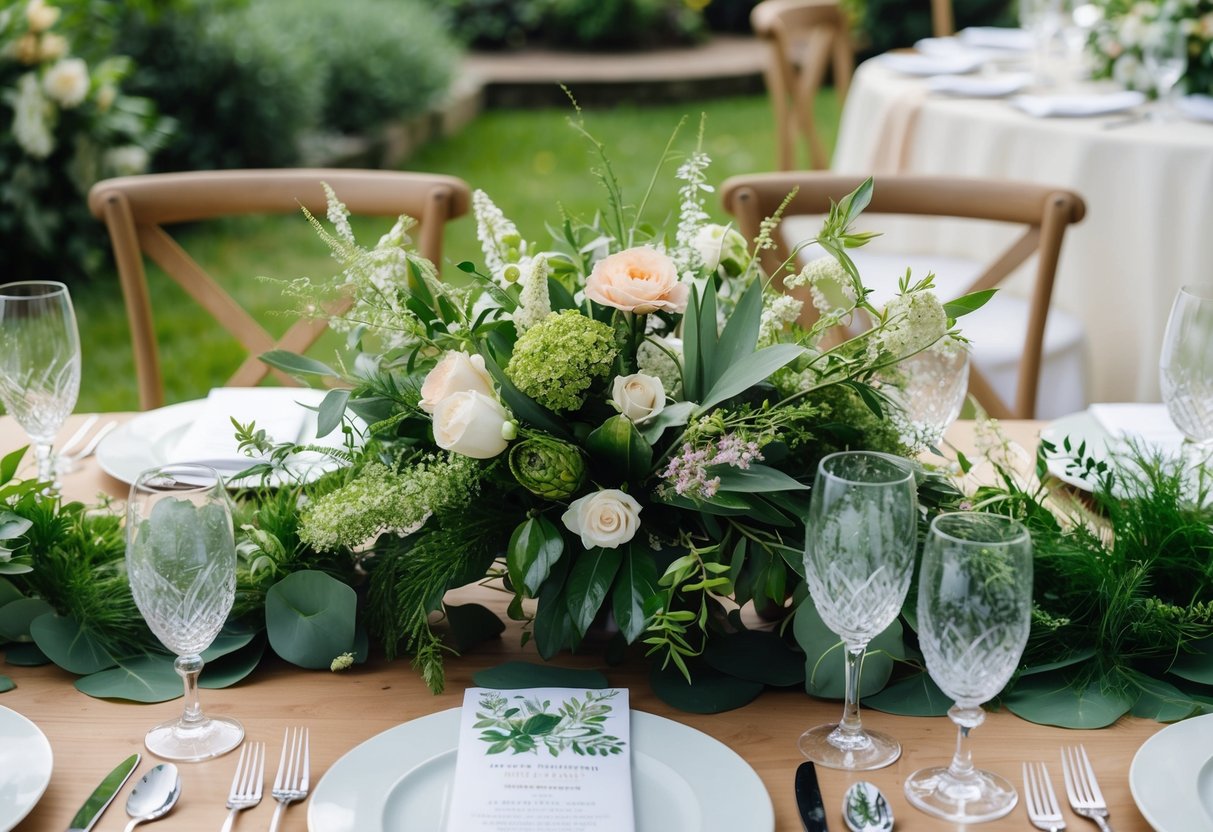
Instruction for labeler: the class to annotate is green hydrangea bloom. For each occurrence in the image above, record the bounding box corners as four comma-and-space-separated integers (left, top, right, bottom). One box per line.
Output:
505, 309, 617, 412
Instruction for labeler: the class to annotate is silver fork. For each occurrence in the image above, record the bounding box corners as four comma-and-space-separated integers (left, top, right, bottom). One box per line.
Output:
1060, 745, 1115, 831
219, 741, 264, 832
55, 419, 117, 474
269, 727, 309, 832
1023, 761, 1065, 831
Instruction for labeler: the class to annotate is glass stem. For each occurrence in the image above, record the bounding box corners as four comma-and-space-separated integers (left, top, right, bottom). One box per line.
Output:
947, 705, 985, 782
34, 440, 54, 485
176, 654, 205, 726
838, 644, 866, 736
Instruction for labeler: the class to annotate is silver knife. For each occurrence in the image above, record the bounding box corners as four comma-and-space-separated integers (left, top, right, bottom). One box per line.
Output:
795, 760, 829, 831
66, 753, 140, 832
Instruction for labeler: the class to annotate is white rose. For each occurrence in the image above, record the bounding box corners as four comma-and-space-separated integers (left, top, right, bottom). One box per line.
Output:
26, 0, 60, 33
43, 57, 87, 108
610, 373, 665, 423
693, 224, 748, 273
562, 489, 642, 550
38, 33, 67, 61
103, 145, 149, 177
419, 351, 495, 414
432, 391, 509, 459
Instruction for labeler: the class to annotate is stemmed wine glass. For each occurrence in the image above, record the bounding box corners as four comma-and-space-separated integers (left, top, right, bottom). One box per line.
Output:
1160, 285, 1213, 461
0, 281, 81, 487
1019, 0, 1063, 84
881, 340, 970, 451
1143, 21, 1187, 120
799, 451, 918, 770
127, 464, 244, 761
904, 512, 1034, 822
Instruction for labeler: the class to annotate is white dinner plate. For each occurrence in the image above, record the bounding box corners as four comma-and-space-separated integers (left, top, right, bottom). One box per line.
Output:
308, 708, 774, 832
1038, 410, 1111, 491
0, 704, 53, 832
1177, 94, 1213, 124
877, 52, 985, 76
96, 388, 358, 488
1130, 712, 1213, 830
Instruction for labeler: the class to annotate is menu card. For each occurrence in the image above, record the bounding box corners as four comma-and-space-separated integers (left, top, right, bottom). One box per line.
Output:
446, 687, 635, 832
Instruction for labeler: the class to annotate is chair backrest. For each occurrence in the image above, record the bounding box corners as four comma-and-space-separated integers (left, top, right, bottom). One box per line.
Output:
932, 0, 955, 36
751, 0, 854, 170
720, 173, 1086, 418
88, 169, 471, 410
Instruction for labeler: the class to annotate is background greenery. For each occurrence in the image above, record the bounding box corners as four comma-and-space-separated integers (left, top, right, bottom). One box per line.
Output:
71, 93, 839, 411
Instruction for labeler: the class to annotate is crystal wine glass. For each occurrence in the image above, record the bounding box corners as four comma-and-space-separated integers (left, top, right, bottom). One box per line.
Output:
799, 451, 917, 770
880, 339, 970, 451
1160, 286, 1213, 458
904, 512, 1033, 822
127, 464, 243, 761
1143, 21, 1187, 120
1019, 0, 1063, 84
0, 281, 81, 487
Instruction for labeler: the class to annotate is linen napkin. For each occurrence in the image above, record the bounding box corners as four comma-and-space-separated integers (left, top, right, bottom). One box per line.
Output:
878, 51, 985, 77
1176, 94, 1213, 124
1011, 90, 1146, 117
446, 687, 635, 832
958, 26, 1034, 51
1088, 403, 1184, 456
929, 72, 1032, 97
168, 387, 309, 472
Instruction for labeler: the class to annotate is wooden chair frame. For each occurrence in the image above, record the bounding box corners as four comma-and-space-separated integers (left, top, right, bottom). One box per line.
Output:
721, 173, 1086, 419
932, 0, 955, 37
88, 169, 471, 410
752, 0, 855, 171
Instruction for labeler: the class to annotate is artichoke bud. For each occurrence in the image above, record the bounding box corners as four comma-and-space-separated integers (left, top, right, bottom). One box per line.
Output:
509, 436, 587, 499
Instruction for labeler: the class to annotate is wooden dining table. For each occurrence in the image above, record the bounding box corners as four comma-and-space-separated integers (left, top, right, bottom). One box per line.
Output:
2, 413, 1165, 831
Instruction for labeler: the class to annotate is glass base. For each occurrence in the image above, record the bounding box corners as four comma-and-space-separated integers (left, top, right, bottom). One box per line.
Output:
798, 723, 900, 771
904, 765, 1018, 823
145, 714, 244, 762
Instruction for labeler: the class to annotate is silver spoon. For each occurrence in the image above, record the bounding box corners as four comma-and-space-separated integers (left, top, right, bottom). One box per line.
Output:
122, 763, 181, 832
843, 780, 894, 832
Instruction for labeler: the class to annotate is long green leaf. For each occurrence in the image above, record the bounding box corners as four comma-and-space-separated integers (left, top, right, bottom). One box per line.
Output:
943, 289, 997, 319
507, 516, 565, 598
565, 546, 624, 637
260, 350, 337, 378
315, 389, 351, 438
682, 285, 702, 401
712, 464, 809, 493
585, 416, 653, 484
696, 344, 806, 414
697, 280, 720, 388
711, 277, 764, 388
611, 544, 658, 644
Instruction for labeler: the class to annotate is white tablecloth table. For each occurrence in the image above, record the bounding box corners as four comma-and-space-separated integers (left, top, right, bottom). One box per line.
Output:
831, 57, 1213, 404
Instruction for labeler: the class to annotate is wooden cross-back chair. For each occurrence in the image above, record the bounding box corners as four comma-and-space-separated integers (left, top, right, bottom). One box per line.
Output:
88, 169, 471, 410
751, 0, 854, 171
932, 0, 955, 36
721, 173, 1087, 419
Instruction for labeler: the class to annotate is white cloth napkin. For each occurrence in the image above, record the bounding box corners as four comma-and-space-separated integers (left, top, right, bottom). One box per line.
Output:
1177, 94, 1213, 124
958, 26, 1034, 51
929, 72, 1032, 97
1088, 402, 1184, 455
1011, 90, 1146, 117
168, 388, 308, 472
878, 51, 985, 77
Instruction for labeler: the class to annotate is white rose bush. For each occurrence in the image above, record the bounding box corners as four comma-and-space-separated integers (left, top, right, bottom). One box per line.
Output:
242, 113, 991, 710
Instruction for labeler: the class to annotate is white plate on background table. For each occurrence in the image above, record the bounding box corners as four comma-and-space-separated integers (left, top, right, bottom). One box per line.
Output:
1130, 712, 1213, 830
0, 704, 53, 832
308, 708, 774, 832
95, 388, 359, 489
1038, 410, 1112, 492
1039, 406, 1186, 493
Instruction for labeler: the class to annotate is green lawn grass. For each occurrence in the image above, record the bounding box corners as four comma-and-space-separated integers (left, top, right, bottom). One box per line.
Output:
72, 92, 839, 412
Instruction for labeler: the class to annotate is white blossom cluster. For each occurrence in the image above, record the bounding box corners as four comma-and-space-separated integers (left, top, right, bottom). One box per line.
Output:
472, 189, 528, 283
868, 290, 948, 361
784, 255, 858, 320
672, 150, 712, 278
758, 292, 804, 346
513, 253, 552, 333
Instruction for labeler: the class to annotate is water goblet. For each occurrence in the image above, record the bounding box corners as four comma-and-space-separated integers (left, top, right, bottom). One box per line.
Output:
1019, 0, 1063, 84
0, 281, 81, 487
799, 451, 917, 770
880, 339, 970, 451
904, 512, 1034, 822
127, 464, 244, 761
1143, 21, 1187, 120
1160, 286, 1213, 463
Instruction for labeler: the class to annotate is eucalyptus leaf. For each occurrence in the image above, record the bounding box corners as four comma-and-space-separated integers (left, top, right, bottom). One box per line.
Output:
1168, 636, 1213, 684
265, 571, 358, 670
200, 639, 266, 690
445, 602, 505, 652
696, 344, 806, 415
0, 512, 31, 541
315, 389, 351, 438
260, 350, 337, 378
474, 662, 609, 690
701, 630, 805, 687
30, 613, 115, 675
4, 642, 49, 666
1018, 649, 1097, 677
1126, 670, 1202, 723
0, 598, 53, 641
75, 654, 181, 703
1003, 668, 1135, 728
202, 629, 258, 662
566, 547, 623, 638
865, 672, 952, 716
0, 578, 24, 608
507, 515, 565, 598
0, 675, 12, 693
793, 598, 901, 699
611, 544, 658, 644
585, 416, 652, 484
649, 660, 764, 714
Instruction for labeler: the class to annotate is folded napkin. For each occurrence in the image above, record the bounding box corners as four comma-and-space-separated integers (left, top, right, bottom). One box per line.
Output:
958, 26, 1034, 51
878, 51, 984, 77
168, 388, 308, 472
1177, 94, 1213, 124
929, 72, 1032, 97
1088, 402, 1184, 455
1011, 90, 1146, 117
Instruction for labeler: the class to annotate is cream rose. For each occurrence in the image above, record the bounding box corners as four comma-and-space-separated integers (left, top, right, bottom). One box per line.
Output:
562, 489, 642, 550
43, 58, 88, 108
610, 373, 665, 423
38, 33, 67, 61
585, 247, 688, 314
26, 0, 60, 33
432, 391, 509, 459
419, 351, 495, 414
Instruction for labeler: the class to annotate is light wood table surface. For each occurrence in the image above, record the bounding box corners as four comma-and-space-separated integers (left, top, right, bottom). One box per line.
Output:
2, 414, 1164, 831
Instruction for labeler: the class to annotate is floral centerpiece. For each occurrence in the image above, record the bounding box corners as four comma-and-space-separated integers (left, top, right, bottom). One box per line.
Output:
1087, 0, 1213, 96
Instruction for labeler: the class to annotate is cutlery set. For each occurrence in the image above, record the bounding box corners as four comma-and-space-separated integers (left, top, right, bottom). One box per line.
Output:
67, 728, 308, 832
796, 745, 1115, 831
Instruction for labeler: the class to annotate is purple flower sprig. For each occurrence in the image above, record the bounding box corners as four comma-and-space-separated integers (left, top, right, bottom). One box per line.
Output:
660, 433, 764, 500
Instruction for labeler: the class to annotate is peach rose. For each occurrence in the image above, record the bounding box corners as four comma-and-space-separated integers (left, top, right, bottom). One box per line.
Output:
585, 247, 688, 314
